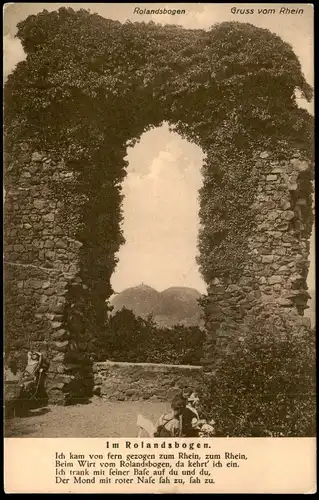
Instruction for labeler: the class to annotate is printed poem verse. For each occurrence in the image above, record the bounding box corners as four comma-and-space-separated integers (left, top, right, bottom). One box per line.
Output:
6, 437, 315, 493
55, 441, 249, 488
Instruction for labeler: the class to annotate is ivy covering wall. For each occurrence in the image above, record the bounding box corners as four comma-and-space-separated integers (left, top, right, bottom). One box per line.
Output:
5, 9, 313, 284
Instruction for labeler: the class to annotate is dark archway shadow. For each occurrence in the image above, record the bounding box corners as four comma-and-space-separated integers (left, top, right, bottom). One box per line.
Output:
63, 350, 95, 405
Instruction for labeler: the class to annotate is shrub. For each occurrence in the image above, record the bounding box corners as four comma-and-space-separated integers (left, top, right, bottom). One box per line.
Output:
88, 307, 206, 365
199, 316, 316, 437
146, 321, 205, 366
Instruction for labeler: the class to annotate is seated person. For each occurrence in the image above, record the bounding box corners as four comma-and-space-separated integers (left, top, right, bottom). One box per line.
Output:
20, 351, 43, 393
153, 395, 186, 437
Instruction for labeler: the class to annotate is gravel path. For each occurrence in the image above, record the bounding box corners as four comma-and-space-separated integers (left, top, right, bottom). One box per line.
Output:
5, 397, 170, 438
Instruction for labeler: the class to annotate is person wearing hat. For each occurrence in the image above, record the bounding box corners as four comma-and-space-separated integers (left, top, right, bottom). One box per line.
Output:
153, 395, 186, 437
181, 391, 200, 437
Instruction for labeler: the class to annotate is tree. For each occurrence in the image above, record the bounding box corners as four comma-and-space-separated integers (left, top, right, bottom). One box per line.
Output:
88, 307, 206, 366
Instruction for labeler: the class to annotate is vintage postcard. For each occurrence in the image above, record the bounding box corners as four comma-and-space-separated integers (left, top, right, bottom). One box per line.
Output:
3, 2, 316, 494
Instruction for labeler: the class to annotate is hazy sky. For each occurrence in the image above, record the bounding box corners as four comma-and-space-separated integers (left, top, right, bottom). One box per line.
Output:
3, 3, 315, 294
115, 124, 206, 292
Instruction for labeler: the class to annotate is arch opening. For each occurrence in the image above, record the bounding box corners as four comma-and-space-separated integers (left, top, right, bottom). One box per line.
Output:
109, 122, 207, 333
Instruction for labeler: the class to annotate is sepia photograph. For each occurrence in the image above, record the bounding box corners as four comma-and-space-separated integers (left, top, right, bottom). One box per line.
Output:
3, 0, 315, 454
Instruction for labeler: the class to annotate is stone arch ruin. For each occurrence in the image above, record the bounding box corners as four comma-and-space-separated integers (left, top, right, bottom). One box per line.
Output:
4, 9, 314, 404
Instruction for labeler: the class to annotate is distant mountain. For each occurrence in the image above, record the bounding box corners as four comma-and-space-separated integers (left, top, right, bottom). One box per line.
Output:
110, 284, 160, 319
110, 285, 316, 329
110, 284, 204, 328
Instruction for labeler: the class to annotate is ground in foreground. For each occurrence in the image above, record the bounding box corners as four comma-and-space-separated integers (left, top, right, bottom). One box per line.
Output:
5, 398, 170, 438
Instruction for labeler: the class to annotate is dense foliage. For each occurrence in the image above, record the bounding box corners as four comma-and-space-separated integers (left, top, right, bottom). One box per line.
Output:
88, 308, 205, 366
199, 317, 316, 437
4, 7, 313, 291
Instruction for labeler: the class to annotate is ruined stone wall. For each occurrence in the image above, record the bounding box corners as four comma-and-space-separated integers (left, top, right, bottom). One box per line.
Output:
4, 147, 313, 402
203, 150, 313, 361
93, 361, 204, 401
4, 148, 89, 404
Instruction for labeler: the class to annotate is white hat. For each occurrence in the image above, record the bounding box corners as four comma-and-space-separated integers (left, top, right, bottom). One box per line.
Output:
188, 392, 199, 403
